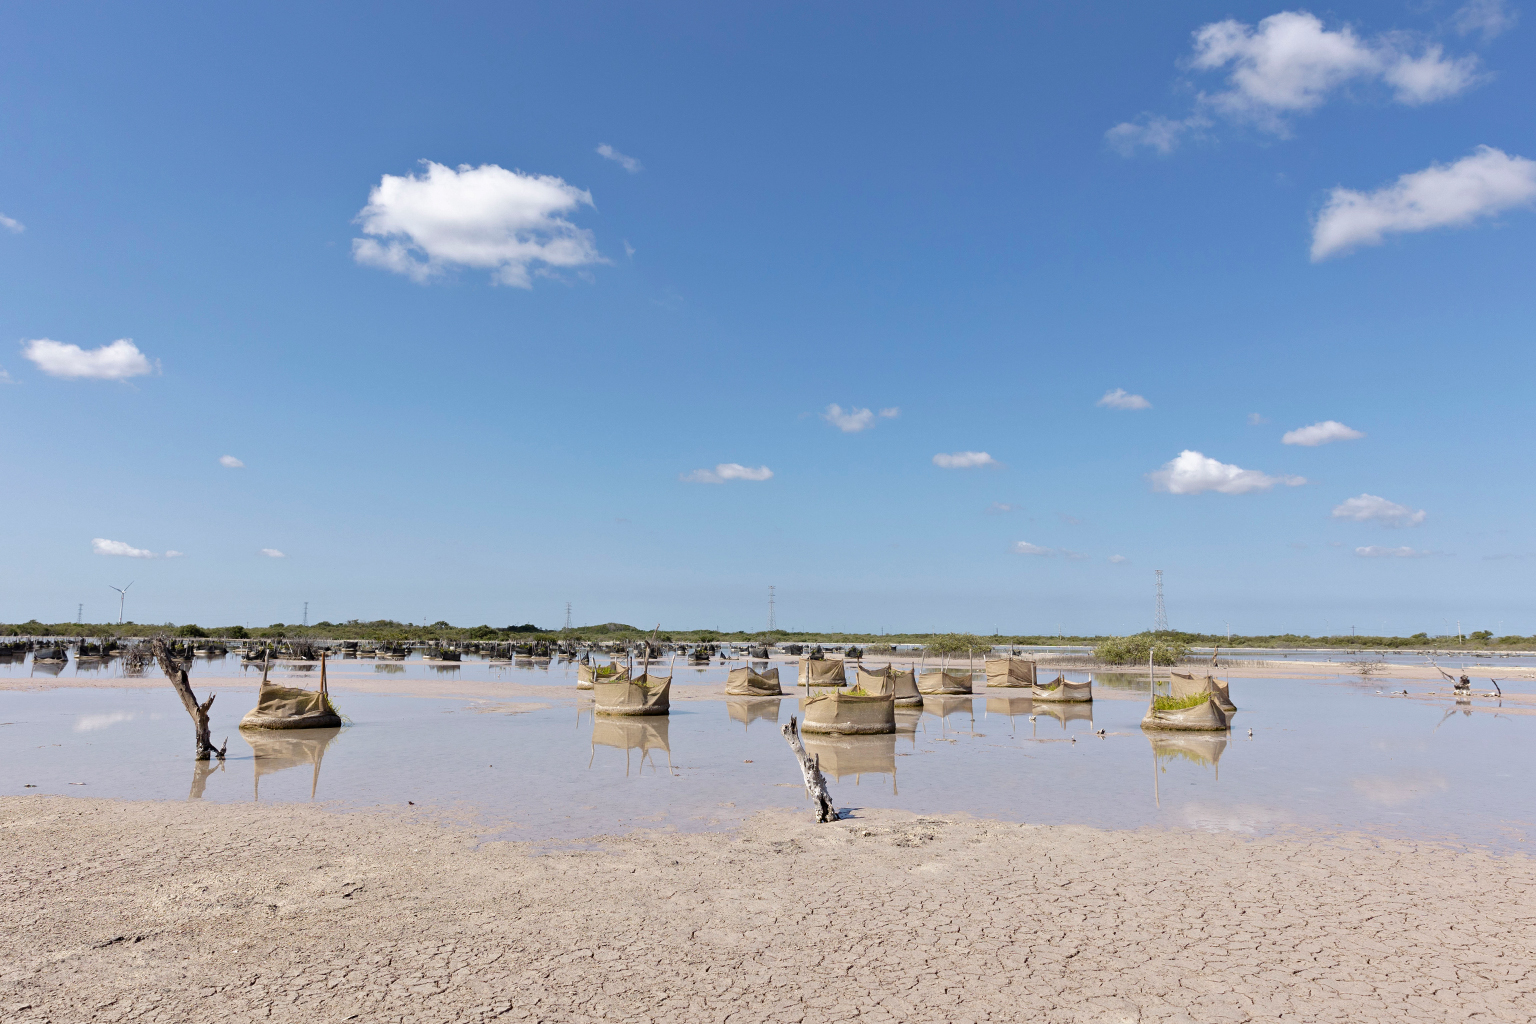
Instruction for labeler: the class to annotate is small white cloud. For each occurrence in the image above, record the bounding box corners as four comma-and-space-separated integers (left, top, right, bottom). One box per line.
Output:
352, 161, 602, 288
681, 463, 774, 484
1014, 542, 1053, 556
1108, 554, 1129, 564
1332, 494, 1427, 527
0, 212, 23, 234
1355, 545, 1433, 558
822, 404, 874, 432
878, 407, 899, 419
93, 538, 157, 559
1453, 0, 1518, 41
260, 548, 286, 558
0, 367, 11, 384
1247, 412, 1269, 425
596, 144, 643, 173
219, 455, 245, 469
1282, 420, 1365, 446
623, 240, 635, 258
23, 338, 155, 380
165, 550, 184, 558
986, 502, 1017, 514
933, 451, 997, 469
1311, 146, 1536, 261
1105, 114, 1208, 156
1097, 388, 1151, 410
1149, 450, 1306, 495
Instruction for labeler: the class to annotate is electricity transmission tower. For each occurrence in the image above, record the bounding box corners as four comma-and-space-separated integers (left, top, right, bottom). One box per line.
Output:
77, 603, 83, 625
303, 602, 309, 627
564, 602, 573, 630
767, 586, 776, 631
1154, 570, 1168, 633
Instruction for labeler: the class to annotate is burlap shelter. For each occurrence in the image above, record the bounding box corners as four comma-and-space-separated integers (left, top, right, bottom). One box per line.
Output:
239, 682, 342, 731
725, 665, 783, 696
889, 667, 923, 706
800, 691, 896, 734
984, 657, 1037, 688
798, 659, 848, 687
1171, 672, 1236, 712
1141, 693, 1231, 732
1032, 674, 1093, 703
592, 674, 671, 716
577, 662, 630, 691
917, 667, 973, 695
856, 667, 893, 696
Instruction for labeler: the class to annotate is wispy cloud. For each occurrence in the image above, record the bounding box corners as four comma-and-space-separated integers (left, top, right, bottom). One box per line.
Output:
23, 338, 156, 380
1108, 554, 1129, 564
1149, 450, 1306, 495
933, 451, 997, 469
1453, 0, 1517, 42
1014, 541, 1053, 556
1247, 412, 1269, 425
1311, 146, 1536, 261
596, 144, 643, 173
1097, 388, 1151, 410
0, 212, 23, 234
165, 550, 184, 558
93, 538, 158, 559
681, 463, 774, 484
1109, 11, 1483, 152
353, 161, 602, 288
261, 548, 286, 558
1355, 545, 1433, 558
1282, 420, 1364, 446
219, 455, 245, 469
1058, 513, 1085, 525
1332, 493, 1427, 527
822, 404, 899, 433
986, 502, 1017, 514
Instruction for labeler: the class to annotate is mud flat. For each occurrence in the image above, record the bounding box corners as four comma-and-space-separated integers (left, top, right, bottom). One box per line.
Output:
3, 796, 1533, 1023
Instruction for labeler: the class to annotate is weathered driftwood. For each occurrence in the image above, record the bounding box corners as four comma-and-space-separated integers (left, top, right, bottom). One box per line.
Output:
781, 715, 839, 822
152, 638, 227, 761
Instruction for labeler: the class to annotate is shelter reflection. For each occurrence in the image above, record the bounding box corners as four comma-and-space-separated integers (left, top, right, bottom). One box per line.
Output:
921, 695, 975, 734
801, 733, 898, 794
1147, 730, 1228, 807
589, 717, 673, 776
246, 726, 342, 801
726, 696, 782, 730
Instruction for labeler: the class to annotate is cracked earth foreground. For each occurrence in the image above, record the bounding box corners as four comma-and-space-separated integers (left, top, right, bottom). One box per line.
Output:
3, 797, 1534, 1023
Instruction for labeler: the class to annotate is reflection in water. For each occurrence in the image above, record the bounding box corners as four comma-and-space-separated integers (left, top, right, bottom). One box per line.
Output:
590, 717, 673, 776
922, 695, 975, 734
802, 732, 898, 793
245, 727, 342, 800
1148, 730, 1228, 807
429, 665, 461, 676
188, 758, 225, 800
30, 661, 67, 677
375, 664, 406, 674
726, 697, 782, 730
1093, 672, 1150, 692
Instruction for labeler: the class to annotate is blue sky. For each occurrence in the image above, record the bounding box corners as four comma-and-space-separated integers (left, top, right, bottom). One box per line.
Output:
2, 1, 1533, 635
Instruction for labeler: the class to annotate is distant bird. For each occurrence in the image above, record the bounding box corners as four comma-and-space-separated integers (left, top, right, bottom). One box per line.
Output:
1095, 728, 1106, 736
1247, 729, 1253, 738
1028, 715, 1036, 722
1070, 736, 1076, 744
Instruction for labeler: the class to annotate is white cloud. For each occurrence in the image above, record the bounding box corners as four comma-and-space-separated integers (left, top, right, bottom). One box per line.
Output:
1454, 0, 1517, 42
1108, 554, 1129, 564
1104, 115, 1209, 156
165, 550, 184, 558
1097, 388, 1151, 410
986, 502, 1016, 513
261, 548, 286, 558
1281, 420, 1365, 446
22, 338, 155, 380
1149, 450, 1306, 495
933, 451, 997, 469
1247, 412, 1269, 425
0, 367, 11, 384
1014, 542, 1053, 556
681, 463, 774, 484
219, 455, 245, 469
596, 144, 643, 173
1311, 146, 1536, 260
1332, 493, 1427, 527
1114, 12, 1482, 152
93, 538, 157, 559
0, 212, 23, 234
821, 404, 899, 432
1355, 545, 1433, 558
352, 161, 602, 288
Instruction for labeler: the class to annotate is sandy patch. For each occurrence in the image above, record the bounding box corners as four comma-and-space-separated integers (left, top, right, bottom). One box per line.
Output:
2, 796, 1533, 1022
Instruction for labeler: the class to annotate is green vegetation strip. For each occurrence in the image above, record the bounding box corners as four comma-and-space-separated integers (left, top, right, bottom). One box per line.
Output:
1152, 693, 1213, 712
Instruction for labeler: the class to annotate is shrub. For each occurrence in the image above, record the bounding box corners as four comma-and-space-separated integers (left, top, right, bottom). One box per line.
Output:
1095, 633, 1189, 666
176, 624, 208, 639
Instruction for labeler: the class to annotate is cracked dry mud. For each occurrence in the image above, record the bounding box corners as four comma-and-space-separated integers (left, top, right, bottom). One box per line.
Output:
3, 797, 1534, 1023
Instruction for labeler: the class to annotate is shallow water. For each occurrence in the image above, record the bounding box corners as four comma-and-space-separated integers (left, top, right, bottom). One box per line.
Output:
2, 653, 1532, 848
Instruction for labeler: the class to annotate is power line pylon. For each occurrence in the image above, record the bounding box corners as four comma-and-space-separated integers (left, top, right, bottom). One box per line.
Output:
1154, 570, 1168, 633
564, 602, 573, 630
767, 586, 776, 631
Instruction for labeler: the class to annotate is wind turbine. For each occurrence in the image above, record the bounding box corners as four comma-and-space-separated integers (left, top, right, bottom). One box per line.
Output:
109, 582, 133, 625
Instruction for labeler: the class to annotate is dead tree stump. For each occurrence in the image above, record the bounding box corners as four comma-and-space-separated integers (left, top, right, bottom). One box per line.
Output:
782, 715, 839, 822
152, 639, 227, 762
